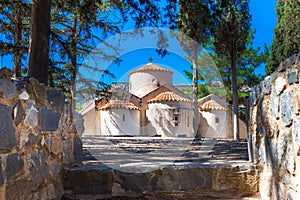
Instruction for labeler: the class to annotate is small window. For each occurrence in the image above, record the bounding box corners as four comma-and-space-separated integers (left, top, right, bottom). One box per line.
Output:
123, 114, 125, 121
159, 116, 163, 127
174, 116, 178, 121
215, 117, 219, 124
187, 116, 189, 127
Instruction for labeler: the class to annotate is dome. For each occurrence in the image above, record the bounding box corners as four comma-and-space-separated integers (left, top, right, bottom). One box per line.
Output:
148, 91, 191, 103
199, 100, 227, 111
128, 63, 173, 76
97, 100, 140, 110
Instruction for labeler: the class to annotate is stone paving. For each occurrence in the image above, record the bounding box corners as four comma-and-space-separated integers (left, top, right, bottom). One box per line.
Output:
81, 136, 249, 171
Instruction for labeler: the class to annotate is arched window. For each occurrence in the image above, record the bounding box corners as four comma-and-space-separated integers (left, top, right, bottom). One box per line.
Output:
123, 114, 125, 121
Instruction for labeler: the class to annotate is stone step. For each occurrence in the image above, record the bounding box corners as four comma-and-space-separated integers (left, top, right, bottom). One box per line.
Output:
62, 161, 259, 200
62, 137, 258, 199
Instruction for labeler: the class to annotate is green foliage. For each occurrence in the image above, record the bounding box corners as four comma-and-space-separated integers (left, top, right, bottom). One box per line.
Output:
266, 0, 300, 75
0, 1, 30, 76
210, 0, 251, 57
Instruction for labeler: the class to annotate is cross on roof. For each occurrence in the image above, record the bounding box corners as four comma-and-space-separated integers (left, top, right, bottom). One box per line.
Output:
148, 57, 153, 63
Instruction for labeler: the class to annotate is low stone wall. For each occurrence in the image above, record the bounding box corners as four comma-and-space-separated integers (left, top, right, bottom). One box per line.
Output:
63, 162, 259, 199
0, 68, 82, 200
249, 53, 300, 199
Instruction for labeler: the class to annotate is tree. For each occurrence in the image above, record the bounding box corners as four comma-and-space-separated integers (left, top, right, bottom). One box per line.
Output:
266, 0, 300, 75
0, 1, 30, 77
211, 0, 251, 140
184, 35, 267, 101
50, 0, 123, 109
178, 0, 211, 138
27, 0, 51, 85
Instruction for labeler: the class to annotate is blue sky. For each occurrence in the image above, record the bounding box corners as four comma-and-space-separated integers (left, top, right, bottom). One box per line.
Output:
1, 0, 277, 85
104, 0, 278, 85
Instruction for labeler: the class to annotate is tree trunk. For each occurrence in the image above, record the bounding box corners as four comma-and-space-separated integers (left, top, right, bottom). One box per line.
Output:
13, 6, 23, 77
70, 18, 78, 111
231, 42, 239, 140
192, 47, 199, 138
28, 0, 50, 85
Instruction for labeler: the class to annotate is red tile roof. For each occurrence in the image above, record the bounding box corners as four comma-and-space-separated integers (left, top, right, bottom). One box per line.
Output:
148, 91, 191, 103
97, 100, 140, 110
199, 100, 227, 111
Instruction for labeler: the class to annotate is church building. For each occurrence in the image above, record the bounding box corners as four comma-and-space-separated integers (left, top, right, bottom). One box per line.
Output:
80, 61, 247, 138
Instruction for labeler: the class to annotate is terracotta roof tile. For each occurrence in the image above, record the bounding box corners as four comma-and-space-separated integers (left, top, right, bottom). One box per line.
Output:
129, 63, 173, 76
199, 100, 227, 111
148, 91, 191, 103
97, 100, 140, 110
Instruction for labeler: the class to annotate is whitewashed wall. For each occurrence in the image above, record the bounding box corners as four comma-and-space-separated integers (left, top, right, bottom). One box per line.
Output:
100, 109, 140, 136
129, 71, 172, 97
199, 110, 228, 138
146, 102, 194, 137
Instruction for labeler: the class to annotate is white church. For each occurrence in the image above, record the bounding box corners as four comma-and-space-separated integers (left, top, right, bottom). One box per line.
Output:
80, 61, 247, 138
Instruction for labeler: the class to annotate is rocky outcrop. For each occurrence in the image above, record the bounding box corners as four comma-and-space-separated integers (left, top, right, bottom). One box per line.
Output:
0, 69, 82, 200
249, 53, 300, 200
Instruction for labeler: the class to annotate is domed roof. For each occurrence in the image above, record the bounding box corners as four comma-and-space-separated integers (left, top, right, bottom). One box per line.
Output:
97, 100, 140, 110
148, 91, 191, 103
199, 100, 227, 111
128, 63, 173, 76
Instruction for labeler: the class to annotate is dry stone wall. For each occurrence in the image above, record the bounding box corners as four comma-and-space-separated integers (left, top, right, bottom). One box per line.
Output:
0, 68, 82, 200
249, 53, 300, 200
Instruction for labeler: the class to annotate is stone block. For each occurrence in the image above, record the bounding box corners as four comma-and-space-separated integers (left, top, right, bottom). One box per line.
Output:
40, 107, 61, 132
12, 101, 25, 126
0, 103, 16, 150
73, 137, 83, 161
49, 161, 60, 177
45, 137, 63, 155
271, 86, 279, 119
280, 90, 293, 126
0, 79, 16, 99
24, 101, 38, 127
73, 111, 84, 134
251, 84, 261, 106
286, 68, 299, 84
24, 130, 40, 148
277, 130, 295, 174
63, 140, 73, 164
261, 76, 272, 95
63, 164, 114, 195
28, 150, 48, 190
5, 178, 30, 200
0, 67, 13, 78
275, 76, 287, 95
292, 117, 300, 156
19, 91, 29, 100
267, 138, 278, 168
5, 152, 24, 180
46, 88, 65, 108
47, 184, 56, 199
13, 79, 25, 90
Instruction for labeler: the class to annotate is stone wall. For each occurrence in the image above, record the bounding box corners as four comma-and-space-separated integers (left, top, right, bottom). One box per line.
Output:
0, 68, 82, 200
249, 53, 300, 200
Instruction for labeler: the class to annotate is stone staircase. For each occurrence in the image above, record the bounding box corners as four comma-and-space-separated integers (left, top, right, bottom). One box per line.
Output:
62, 137, 260, 200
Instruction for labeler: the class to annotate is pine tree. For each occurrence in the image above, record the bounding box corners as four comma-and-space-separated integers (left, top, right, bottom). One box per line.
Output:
266, 0, 300, 75
0, 1, 30, 77
178, 0, 211, 138
211, 0, 252, 140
